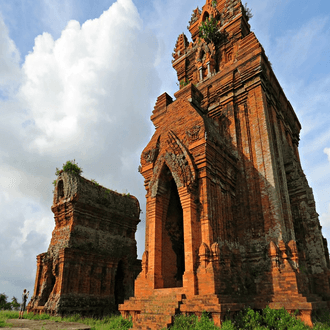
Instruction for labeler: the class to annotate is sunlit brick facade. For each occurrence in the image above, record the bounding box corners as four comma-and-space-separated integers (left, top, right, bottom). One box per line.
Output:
119, 0, 330, 328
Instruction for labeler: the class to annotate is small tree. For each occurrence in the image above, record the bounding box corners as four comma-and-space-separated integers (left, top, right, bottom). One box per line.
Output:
0, 293, 12, 310
11, 296, 20, 310
55, 159, 83, 176
243, 2, 253, 21
199, 16, 223, 45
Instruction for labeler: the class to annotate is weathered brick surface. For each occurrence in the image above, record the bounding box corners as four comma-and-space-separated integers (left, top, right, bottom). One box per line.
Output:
119, 0, 330, 328
27, 172, 141, 316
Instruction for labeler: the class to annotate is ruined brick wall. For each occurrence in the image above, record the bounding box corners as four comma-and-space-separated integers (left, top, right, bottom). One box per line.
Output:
28, 172, 141, 316
120, 0, 330, 328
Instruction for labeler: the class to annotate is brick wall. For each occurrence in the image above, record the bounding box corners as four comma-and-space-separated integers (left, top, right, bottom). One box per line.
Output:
28, 172, 141, 316
120, 0, 330, 328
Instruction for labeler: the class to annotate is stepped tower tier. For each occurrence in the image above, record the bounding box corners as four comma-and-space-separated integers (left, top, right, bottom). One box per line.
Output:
119, 0, 330, 328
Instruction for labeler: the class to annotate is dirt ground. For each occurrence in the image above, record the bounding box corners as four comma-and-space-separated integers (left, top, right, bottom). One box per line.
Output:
3, 319, 91, 330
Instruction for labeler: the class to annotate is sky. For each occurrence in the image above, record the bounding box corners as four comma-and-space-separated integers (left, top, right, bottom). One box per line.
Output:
0, 0, 329, 302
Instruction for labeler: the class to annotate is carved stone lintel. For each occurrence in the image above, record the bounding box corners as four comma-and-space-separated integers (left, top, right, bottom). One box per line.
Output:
186, 125, 201, 143
143, 148, 159, 164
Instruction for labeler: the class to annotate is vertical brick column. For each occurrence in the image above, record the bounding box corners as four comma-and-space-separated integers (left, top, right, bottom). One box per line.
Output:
247, 86, 285, 241
56, 249, 66, 295
268, 104, 295, 242
200, 176, 213, 247
179, 186, 198, 296
147, 196, 164, 289
34, 254, 44, 296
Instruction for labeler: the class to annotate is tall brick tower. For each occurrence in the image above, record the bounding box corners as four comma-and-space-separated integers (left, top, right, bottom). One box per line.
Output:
119, 0, 330, 328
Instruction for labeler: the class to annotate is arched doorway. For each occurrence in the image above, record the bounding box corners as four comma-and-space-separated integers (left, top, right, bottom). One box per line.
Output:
114, 260, 125, 307
160, 165, 185, 288
57, 180, 64, 200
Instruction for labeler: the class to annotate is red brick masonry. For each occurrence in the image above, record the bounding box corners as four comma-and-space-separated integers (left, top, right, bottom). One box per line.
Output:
28, 172, 141, 316
119, 0, 330, 328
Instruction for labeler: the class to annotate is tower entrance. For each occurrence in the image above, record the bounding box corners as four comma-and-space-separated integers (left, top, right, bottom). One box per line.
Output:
160, 166, 184, 288
114, 260, 125, 307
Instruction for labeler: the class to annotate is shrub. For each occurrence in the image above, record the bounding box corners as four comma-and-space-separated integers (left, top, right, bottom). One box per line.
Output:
169, 312, 220, 329
243, 2, 253, 21
232, 307, 309, 330
313, 309, 330, 330
0, 293, 12, 311
10, 297, 20, 310
62, 159, 83, 175
233, 308, 264, 330
198, 16, 223, 45
220, 320, 236, 330
55, 159, 83, 176
180, 79, 190, 88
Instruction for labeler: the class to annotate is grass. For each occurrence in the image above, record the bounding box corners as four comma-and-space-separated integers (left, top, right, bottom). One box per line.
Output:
0, 310, 18, 327
0, 311, 132, 329
1, 308, 330, 329
167, 307, 330, 330
167, 312, 220, 329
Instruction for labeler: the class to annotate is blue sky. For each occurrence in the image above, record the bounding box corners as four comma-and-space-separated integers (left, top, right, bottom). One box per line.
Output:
0, 0, 329, 302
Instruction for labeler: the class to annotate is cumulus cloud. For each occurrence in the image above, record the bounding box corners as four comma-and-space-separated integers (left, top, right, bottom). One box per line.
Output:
0, 13, 21, 95
0, 0, 160, 299
20, 0, 159, 155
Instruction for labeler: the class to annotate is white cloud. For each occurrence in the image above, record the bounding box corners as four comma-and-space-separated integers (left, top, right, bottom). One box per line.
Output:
0, 0, 329, 304
0, 0, 160, 299
144, 0, 205, 95
41, 0, 75, 37
325, 148, 330, 163
0, 13, 21, 95
272, 17, 329, 73
320, 203, 330, 233
19, 0, 159, 158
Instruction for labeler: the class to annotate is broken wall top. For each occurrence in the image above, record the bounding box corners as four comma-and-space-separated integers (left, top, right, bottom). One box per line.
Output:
53, 171, 140, 219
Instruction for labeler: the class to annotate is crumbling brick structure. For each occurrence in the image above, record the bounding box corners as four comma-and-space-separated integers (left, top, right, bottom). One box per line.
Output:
119, 0, 330, 328
28, 171, 141, 316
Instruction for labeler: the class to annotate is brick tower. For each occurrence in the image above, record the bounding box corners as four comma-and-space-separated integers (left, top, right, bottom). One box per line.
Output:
119, 0, 330, 328
28, 171, 141, 316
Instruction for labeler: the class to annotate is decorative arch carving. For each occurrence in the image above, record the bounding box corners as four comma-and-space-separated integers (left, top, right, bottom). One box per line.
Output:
200, 4, 219, 22
143, 135, 160, 165
149, 130, 197, 197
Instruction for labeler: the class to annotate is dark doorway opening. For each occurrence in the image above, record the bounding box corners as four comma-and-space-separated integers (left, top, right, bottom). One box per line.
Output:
114, 260, 125, 307
39, 266, 56, 306
161, 167, 185, 288
57, 180, 64, 199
